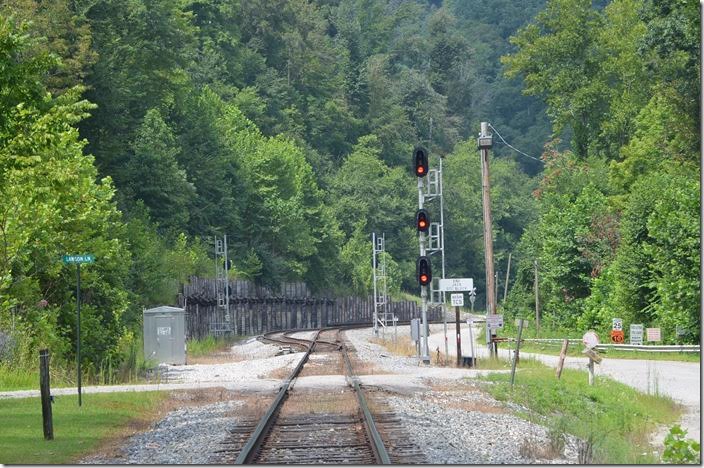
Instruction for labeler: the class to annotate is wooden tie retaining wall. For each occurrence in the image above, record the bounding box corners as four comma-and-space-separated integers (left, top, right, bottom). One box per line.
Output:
178, 277, 440, 339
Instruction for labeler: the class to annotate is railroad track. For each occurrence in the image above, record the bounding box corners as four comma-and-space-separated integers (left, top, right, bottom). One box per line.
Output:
217, 328, 424, 464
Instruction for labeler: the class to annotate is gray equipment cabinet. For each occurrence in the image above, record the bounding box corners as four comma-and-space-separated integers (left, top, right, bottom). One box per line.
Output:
143, 306, 186, 365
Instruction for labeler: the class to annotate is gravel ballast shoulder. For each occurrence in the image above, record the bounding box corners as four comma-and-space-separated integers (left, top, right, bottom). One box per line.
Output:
383, 382, 579, 464
81, 399, 243, 464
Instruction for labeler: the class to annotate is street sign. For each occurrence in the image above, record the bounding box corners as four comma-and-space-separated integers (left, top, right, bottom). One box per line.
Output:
646, 328, 661, 342
450, 293, 464, 307
612, 318, 623, 331
610, 330, 624, 343
62, 254, 94, 264
582, 331, 599, 349
439, 278, 474, 292
630, 324, 644, 345
486, 314, 503, 329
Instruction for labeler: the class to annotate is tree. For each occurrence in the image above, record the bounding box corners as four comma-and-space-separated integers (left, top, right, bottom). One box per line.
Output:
0, 17, 130, 368
125, 108, 195, 232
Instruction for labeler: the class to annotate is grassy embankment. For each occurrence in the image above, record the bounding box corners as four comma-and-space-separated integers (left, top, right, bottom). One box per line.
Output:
371, 332, 681, 463
0, 391, 168, 464
478, 367, 681, 464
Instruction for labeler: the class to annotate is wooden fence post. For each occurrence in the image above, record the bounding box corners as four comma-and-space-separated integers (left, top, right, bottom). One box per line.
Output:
556, 339, 569, 379
39, 349, 53, 440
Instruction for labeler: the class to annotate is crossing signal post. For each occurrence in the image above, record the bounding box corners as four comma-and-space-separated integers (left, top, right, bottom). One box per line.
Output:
414, 146, 431, 363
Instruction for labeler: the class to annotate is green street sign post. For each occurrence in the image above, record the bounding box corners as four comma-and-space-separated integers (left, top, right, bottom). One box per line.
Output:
62, 254, 94, 406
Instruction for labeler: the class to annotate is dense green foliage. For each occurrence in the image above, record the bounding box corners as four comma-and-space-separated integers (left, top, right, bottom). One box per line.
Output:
503, 0, 700, 343
0, 0, 699, 380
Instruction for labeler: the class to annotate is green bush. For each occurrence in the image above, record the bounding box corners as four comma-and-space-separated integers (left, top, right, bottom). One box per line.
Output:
662, 425, 701, 464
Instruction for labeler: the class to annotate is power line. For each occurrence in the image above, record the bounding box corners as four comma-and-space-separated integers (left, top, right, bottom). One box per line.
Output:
487, 123, 544, 164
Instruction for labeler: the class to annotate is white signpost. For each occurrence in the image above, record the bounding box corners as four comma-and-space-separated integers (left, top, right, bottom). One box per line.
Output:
582, 331, 599, 349
450, 293, 464, 307
486, 314, 504, 330
612, 318, 623, 331
646, 327, 661, 342
630, 324, 644, 345
439, 278, 474, 292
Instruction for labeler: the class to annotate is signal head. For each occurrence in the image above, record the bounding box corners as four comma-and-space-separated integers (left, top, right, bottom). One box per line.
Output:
415, 209, 430, 233
416, 256, 432, 286
413, 146, 429, 178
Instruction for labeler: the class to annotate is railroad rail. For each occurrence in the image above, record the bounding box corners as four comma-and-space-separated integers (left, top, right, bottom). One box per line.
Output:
231, 328, 392, 464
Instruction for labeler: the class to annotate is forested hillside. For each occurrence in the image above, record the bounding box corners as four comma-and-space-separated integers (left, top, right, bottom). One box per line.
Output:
0, 0, 699, 378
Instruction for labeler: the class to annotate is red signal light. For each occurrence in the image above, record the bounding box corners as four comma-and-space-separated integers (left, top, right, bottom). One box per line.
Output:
416, 256, 432, 286
413, 146, 429, 178
415, 209, 430, 233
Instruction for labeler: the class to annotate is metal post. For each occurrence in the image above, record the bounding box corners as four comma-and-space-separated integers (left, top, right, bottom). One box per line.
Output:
588, 359, 595, 385
510, 319, 524, 387
479, 122, 497, 356
372, 232, 378, 336
224, 234, 232, 334
503, 252, 512, 303
418, 178, 430, 363
455, 306, 461, 366
39, 349, 53, 440
76, 263, 81, 406
468, 319, 475, 365
534, 260, 540, 337
439, 156, 448, 361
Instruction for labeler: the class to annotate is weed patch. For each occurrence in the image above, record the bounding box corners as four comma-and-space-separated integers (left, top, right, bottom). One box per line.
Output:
479, 367, 681, 463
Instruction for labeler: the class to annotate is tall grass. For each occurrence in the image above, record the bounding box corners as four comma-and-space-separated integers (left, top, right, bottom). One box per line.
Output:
479, 367, 681, 463
186, 335, 237, 357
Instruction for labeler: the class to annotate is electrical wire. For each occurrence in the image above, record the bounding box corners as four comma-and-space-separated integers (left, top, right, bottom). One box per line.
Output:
487, 123, 544, 164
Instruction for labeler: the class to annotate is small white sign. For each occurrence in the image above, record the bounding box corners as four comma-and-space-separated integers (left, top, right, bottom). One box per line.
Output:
582, 331, 599, 349
486, 314, 504, 329
630, 324, 644, 345
612, 318, 623, 331
646, 328, 661, 342
450, 293, 464, 307
157, 326, 171, 336
439, 278, 474, 292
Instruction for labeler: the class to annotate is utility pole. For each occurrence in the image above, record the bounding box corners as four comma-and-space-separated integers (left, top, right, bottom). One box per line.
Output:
534, 259, 540, 336
478, 122, 497, 356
